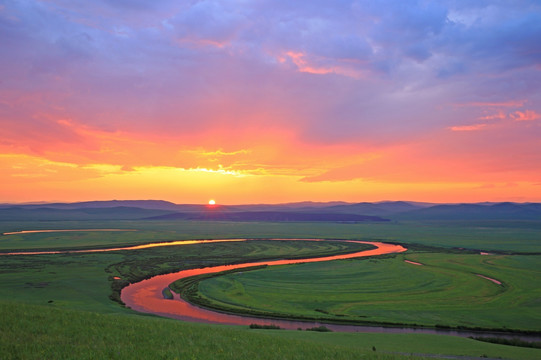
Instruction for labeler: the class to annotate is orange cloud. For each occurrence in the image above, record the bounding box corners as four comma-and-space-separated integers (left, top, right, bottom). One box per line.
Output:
3, 138, 541, 204
3, 106, 541, 204
478, 111, 506, 120
448, 124, 487, 131
4, 151, 539, 204
175, 37, 229, 49
511, 110, 541, 121
283, 51, 363, 78
1, 114, 382, 183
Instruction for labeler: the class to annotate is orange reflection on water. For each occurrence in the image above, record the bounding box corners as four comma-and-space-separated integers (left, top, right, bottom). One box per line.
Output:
476, 274, 502, 285
2, 229, 137, 235
121, 240, 407, 326
404, 260, 423, 266
0, 238, 247, 256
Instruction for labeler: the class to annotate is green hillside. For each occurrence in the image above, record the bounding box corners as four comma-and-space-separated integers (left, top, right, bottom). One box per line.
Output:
2, 301, 540, 360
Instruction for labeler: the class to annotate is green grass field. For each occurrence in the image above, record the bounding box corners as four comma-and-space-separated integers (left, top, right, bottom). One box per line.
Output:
2, 301, 541, 360
192, 253, 541, 330
0, 239, 367, 312
2, 219, 540, 252
1, 219, 540, 359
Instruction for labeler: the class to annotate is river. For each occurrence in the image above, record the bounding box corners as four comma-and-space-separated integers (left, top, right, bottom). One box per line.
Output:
120, 239, 541, 341
3, 235, 538, 340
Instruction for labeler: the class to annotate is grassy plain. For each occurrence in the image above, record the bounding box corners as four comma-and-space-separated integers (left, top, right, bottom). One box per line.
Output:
0, 239, 367, 311
1, 219, 540, 252
3, 301, 541, 360
193, 253, 541, 330
1, 219, 540, 359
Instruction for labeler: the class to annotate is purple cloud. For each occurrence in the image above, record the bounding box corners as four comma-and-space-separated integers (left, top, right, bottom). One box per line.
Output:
1, 0, 540, 151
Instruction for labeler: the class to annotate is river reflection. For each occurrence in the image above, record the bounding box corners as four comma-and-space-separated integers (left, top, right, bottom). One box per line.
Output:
2, 229, 137, 235
122, 240, 411, 328
3, 235, 536, 340
121, 239, 541, 341
0, 238, 248, 255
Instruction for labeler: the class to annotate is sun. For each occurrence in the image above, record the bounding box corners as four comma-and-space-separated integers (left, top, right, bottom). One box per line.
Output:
208, 199, 216, 205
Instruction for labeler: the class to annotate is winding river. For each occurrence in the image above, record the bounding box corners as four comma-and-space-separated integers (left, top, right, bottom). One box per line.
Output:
3, 234, 538, 340
120, 239, 541, 340
121, 240, 406, 328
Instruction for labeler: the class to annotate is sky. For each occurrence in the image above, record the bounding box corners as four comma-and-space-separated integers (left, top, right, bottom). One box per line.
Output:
1, 0, 541, 204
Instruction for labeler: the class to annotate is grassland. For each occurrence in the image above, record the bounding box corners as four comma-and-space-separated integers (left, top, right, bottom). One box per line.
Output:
1, 219, 540, 359
2, 219, 540, 252
3, 301, 541, 360
0, 239, 367, 312
190, 253, 541, 331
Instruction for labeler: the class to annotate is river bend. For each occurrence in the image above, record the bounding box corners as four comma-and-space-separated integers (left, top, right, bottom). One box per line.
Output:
121, 240, 422, 332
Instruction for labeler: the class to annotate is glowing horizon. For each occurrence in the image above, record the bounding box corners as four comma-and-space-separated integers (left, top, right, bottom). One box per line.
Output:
1, 1, 540, 204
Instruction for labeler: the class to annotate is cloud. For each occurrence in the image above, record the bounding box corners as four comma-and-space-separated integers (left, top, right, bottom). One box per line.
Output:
511, 110, 541, 121
440, 3, 541, 72
475, 182, 519, 189
448, 124, 487, 131
478, 111, 506, 120
475, 183, 496, 189
454, 100, 526, 108
1, 0, 541, 193
301, 163, 366, 183
281, 51, 364, 78
169, 1, 247, 45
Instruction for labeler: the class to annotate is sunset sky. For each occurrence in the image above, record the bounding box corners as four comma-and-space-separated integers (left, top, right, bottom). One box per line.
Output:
1, 0, 541, 204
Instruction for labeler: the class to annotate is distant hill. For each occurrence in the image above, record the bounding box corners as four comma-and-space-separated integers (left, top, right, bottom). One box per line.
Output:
223, 201, 429, 216
145, 211, 389, 222
1, 200, 540, 222
0, 202, 389, 222
224, 201, 350, 212
394, 202, 541, 220
317, 201, 426, 216
0, 200, 427, 216
0, 206, 174, 221
0, 200, 349, 213
0, 200, 192, 212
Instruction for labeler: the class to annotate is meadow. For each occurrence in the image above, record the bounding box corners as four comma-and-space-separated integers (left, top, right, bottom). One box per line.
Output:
2, 218, 540, 252
0, 238, 367, 311
190, 253, 541, 330
1, 219, 540, 359
4, 301, 541, 360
